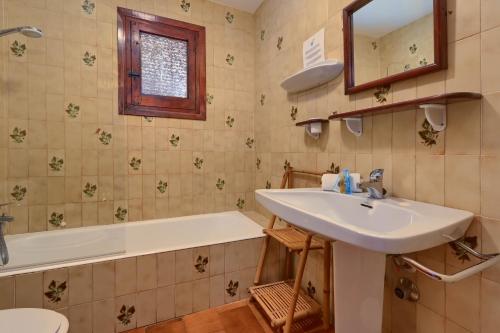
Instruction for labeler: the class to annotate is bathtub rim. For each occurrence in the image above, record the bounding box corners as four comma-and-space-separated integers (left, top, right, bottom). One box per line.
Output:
0, 210, 264, 278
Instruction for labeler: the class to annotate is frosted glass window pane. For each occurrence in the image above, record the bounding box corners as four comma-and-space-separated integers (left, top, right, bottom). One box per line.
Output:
140, 32, 188, 98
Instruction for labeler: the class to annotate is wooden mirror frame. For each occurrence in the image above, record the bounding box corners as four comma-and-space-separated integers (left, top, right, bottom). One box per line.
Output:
343, 0, 447, 95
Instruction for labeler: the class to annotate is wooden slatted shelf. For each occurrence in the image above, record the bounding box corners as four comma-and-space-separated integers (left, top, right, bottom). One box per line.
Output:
264, 227, 324, 252
249, 280, 322, 329
328, 92, 482, 120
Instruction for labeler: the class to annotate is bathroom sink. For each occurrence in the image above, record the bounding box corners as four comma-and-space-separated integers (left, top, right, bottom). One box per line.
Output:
255, 188, 474, 254
0, 308, 69, 333
255, 188, 475, 333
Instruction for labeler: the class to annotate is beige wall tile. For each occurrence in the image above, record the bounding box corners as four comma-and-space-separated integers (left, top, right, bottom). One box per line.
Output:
175, 249, 194, 283
69, 302, 92, 333
192, 278, 210, 312
445, 267, 480, 333
481, 156, 500, 220
156, 285, 175, 322
69, 264, 92, 306
15, 272, 43, 308
157, 251, 175, 287
448, 0, 480, 42
416, 304, 445, 333
175, 281, 193, 317
480, 278, 500, 333
481, 0, 500, 31
481, 26, 500, 93
115, 258, 137, 296
444, 155, 480, 213
137, 254, 157, 291
92, 298, 115, 333
0, 277, 15, 309
92, 261, 115, 301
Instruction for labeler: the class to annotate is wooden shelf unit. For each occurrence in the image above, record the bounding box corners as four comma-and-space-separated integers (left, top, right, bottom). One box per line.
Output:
328, 92, 482, 120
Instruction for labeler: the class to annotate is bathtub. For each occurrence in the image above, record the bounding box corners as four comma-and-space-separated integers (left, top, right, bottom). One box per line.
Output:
0, 211, 264, 277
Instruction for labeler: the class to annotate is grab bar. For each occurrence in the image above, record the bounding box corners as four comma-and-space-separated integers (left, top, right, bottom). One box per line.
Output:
393, 236, 500, 283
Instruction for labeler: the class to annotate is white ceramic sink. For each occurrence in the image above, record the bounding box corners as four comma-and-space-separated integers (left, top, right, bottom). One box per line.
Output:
0, 308, 69, 333
255, 188, 474, 254
255, 188, 474, 333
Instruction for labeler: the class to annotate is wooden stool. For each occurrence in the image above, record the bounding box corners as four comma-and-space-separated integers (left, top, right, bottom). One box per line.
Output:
250, 168, 332, 333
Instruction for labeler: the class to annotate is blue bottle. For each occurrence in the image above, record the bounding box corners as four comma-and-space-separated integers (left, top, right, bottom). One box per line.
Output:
343, 169, 352, 195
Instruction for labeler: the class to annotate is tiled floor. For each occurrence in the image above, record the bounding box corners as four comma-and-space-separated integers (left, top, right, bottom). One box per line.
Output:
125, 300, 334, 333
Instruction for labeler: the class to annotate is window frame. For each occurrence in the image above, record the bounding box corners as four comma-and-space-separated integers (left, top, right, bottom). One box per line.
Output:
117, 7, 206, 120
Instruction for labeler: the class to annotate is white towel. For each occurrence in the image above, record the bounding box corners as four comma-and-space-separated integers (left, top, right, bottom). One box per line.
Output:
321, 174, 339, 191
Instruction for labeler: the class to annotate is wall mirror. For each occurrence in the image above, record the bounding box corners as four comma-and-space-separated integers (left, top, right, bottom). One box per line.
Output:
343, 0, 447, 95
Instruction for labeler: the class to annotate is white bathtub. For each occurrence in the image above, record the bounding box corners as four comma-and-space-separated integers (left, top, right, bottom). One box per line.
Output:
0, 211, 263, 277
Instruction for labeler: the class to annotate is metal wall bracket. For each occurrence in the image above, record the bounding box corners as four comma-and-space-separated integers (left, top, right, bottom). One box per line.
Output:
344, 118, 363, 137
419, 104, 446, 131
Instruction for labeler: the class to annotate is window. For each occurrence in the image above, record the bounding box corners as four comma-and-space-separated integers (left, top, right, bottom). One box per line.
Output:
117, 7, 206, 120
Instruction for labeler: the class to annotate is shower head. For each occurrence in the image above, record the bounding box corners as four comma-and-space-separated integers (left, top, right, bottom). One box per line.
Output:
0, 26, 43, 38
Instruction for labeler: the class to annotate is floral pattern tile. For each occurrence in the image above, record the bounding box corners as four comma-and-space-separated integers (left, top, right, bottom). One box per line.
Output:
225, 116, 235, 128
290, 106, 298, 121
129, 157, 142, 171
115, 207, 128, 222
49, 212, 65, 227
245, 138, 254, 149
374, 85, 390, 103
11, 185, 27, 201
307, 281, 316, 297
49, 156, 64, 172
194, 255, 209, 273
193, 157, 204, 169
256, 158, 261, 170
216, 178, 225, 190
260, 94, 265, 106
10, 40, 26, 57
169, 134, 180, 147
225, 54, 234, 66
418, 119, 439, 147
419, 58, 428, 66
83, 182, 97, 198
83, 51, 96, 66
450, 236, 478, 263
328, 163, 340, 174
260, 30, 265, 41
226, 280, 239, 297
157, 180, 168, 194
206, 94, 214, 105
265, 181, 271, 189
409, 43, 417, 54
180, 0, 191, 12
96, 129, 112, 145
65, 103, 80, 118
283, 160, 291, 170
225, 12, 234, 23
81, 0, 95, 15
44, 280, 67, 303
117, 305, 135, 325
10, 127, 27, 143
236, 198, 245, 209
277, 36, 283, 50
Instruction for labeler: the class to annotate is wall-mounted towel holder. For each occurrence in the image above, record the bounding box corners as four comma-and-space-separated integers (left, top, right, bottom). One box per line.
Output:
393, 235, 500, 283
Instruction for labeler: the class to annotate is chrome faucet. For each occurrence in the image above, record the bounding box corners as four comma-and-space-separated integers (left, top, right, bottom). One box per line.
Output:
360, 169, 386, 199
0, 203, 15, 266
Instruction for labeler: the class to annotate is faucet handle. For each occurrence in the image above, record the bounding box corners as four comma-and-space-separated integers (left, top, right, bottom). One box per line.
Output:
369, 169, 384, 181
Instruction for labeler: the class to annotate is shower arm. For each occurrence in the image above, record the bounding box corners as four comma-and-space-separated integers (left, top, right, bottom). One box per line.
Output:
0, 27, 23, 38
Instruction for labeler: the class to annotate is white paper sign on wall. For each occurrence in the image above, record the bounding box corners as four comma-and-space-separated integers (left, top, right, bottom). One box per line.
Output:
303, 28, 325, 68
